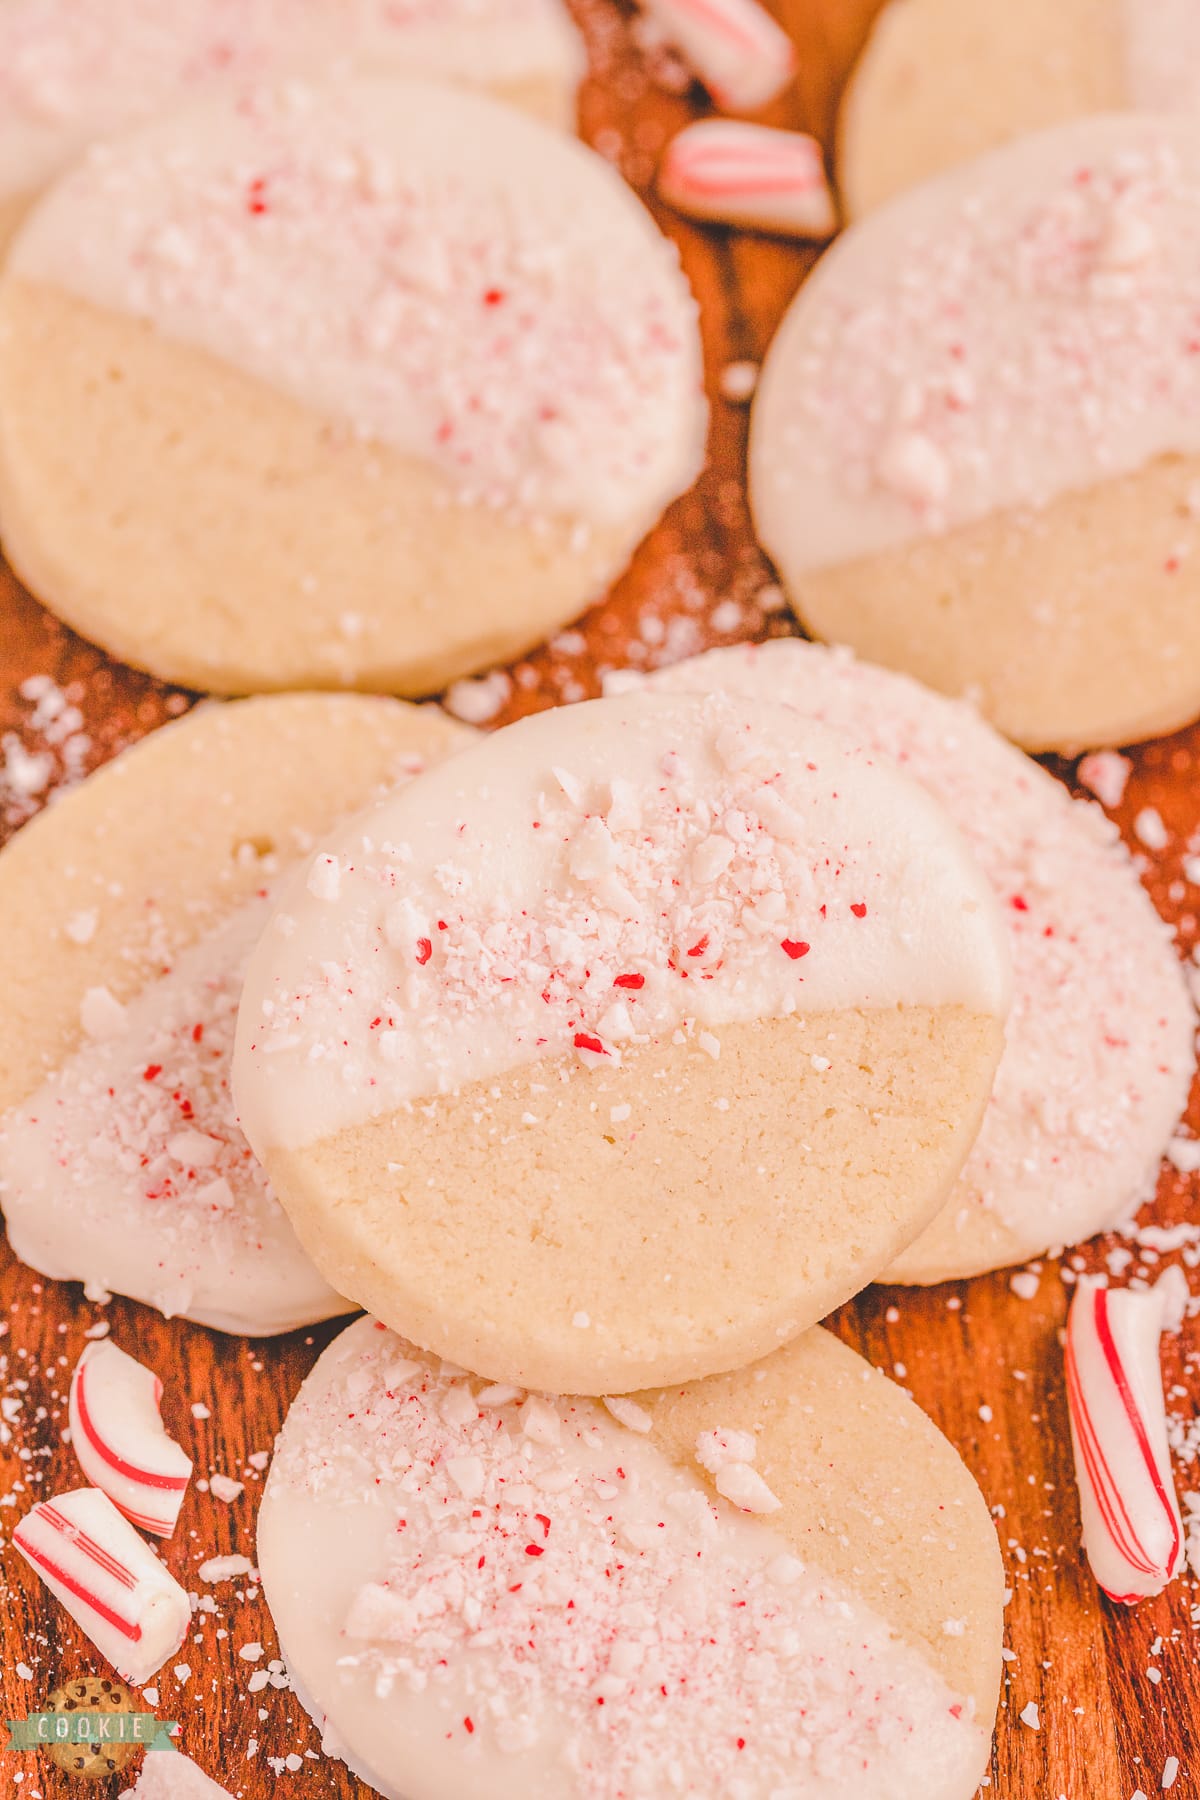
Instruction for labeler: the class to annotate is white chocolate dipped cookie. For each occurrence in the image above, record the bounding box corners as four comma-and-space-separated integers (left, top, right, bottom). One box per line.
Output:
631, 641, 1196, 1282
0, 79, 706, 697
233, 691, 1011, 1392
751, 115, 1200, 753
0, 693, 473, 1335
839, 0, 1197, 219
0, 0, 585, 252
258, 1316, 1004, 1800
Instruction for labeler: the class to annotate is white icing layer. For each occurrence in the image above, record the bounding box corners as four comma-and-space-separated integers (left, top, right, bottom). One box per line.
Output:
1123, 0, 1200, 113
119, 1754, 234, 1800
752, 115, 1200, 571
258, 1318, 989, 1800
9, 78, 706, 529
0, 0, 584, 199
633, 643, 1195, 1254
233, 692, 1010, 1154
0, 892, 346, 1335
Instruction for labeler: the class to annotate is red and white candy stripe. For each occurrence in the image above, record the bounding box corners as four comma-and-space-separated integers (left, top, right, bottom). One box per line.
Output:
658, 122, 836, 239
69, 1341, 192, 1538
13, 1488, 191, 1683
638, 0, 796, 111
1065, 1278, 1184, 1603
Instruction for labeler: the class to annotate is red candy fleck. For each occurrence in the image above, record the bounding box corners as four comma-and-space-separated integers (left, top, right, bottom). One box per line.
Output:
1010, 895, 1029, 912
191, 1023, 204, 1043
850, 902, 867, 918
613, 973, 644, 990
143, 1064, 163, 1081
483, 288, 506, 307
415, 937, 433, 965
524, 1544, 545, 1557
246, 177, 269, 215
780, 940, 809, 960
574, 1032, 607, 1055
463, 1717, 475, 1735
687, 935, 709, 958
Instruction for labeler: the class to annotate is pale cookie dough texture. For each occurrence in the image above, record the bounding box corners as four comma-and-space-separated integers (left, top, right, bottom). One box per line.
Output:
0, 693, 473, 1335
636, 642, 1196, 1282
233, 691, 1011, 1393
0, 0, 585, 250
751, 116, 1200, 753
839, 0, 1197, 219
0, 78, 706, 696
259, 1317, 1004, 1800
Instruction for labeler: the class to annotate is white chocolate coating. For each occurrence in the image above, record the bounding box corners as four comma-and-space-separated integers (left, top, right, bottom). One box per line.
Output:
119, 1755, 234, 1800
0, 891, 346, 1335
632, 642, 1195, 1266
258, 1318, 990, 1800
752, 115, 1200, 574
1123, 0, 1200, 112
0, 0, 584, 204
233, 692, 1010, 1155
9, 78, 706, 531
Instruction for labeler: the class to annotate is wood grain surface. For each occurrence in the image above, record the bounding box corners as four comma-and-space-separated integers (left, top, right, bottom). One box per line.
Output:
0, 3, 1197, 1796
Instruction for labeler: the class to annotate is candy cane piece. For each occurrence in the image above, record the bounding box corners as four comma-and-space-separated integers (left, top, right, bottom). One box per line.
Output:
13, 1488, 191, 1683
1065, 1278, 1184, 1603
638, 0, 796, 111
658, 122, 836, 239
69, 1342, 192, 1538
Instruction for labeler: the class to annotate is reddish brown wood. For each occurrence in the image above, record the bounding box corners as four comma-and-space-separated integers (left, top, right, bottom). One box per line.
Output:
1, 4, 1198, 1795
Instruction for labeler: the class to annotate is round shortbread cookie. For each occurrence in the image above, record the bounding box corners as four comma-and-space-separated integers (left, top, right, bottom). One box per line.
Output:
838, 0, 1195, 219
258, 1316, 1004, 1800
0, 693, 473, 1335
0, 0, 585, 253
0, 78, 706, 697
630, 641, 1196, 1282
751, 115, 1200, 753
233, 691, 1010, 1392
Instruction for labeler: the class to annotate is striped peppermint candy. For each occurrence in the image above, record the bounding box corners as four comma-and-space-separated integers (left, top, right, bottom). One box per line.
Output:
1065, 1277, 1184, 1603
13, 1488, 191, 1683
658, 121, 836, 239
69, 1341, 192, 1537
638, 0, 795, 111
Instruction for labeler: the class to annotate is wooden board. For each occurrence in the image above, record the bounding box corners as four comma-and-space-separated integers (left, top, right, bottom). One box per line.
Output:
0, 3, 1197, 1795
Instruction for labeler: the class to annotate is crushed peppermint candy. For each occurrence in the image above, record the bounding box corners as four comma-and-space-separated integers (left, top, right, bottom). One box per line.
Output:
238, 695, 1005, 1149
443, 671, 513, 726
14, 79, 703, 530
262, 1321, 985, 1796
0, 891, 322, 1326
602, 1396, 654, 1433
1135, 808, 1171, 852
1077, 751, 1133, 810
756, 119, 1200, 568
